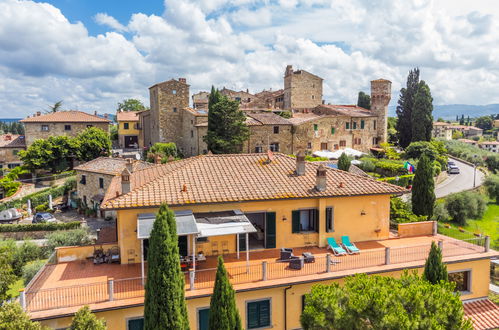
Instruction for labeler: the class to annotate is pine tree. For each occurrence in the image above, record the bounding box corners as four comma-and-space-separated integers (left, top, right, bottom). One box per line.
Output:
396, 68, 420, 148
412, 153, 435, 217
423, 241, 448, 284
411, 81, 433, 142
357, 91, 371, 110
70, 306, 106, 330
208, 257, 242, 330
144, 204, 189, 330
337, 153, 351, 172
204, 91, 249, 154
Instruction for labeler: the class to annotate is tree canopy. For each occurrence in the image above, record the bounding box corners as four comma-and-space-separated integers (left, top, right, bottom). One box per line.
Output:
411, 153, 435, 218
144, 204, 189, 330
396, 68, 420, 148
337, 153, 351, 172
0, 121, 24, 135
208, 256, 242, 330
474, 116, 493, 130
357, 91, 371, 110
411, 81, 433, 142
423, 241, 448, 284
146, 142, 180, 163
484, 174, 499, 203
75, 127, 111, 162
0, 302, 43, 330
204, 87, 249, 154
300, 272, 472, 330
69, 306, 106, 330
117, 98, 147, 112
0, 246, 16, 302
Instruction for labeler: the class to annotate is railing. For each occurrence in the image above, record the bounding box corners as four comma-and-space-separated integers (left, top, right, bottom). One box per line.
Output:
24, 237, 490, 312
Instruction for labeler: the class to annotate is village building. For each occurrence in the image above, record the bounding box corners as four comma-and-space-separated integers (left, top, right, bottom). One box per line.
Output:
0, 134, 25, 170
20, 110, 111, 147
116, 111, 141, 149
140, 65, 390, 157
23, 153, 497, 329
432, 122, 483, 140
479, 140, 499, 153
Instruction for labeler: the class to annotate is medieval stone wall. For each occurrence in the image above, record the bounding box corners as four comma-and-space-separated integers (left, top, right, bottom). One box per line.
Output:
284, 66, 323, 110
242, 124, 293, 154
370, 79, 391, 144
24, 122, 109, 147
76, 171, 114, 208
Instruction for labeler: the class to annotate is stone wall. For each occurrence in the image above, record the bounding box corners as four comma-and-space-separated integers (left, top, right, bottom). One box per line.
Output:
370, 79, 391, 144
0, 147, 23, 167
180, 110, 208, 157
242, 124, 293, 154
284, 66, 323, 110
76, 171, 115, 209
24, 122, 109, 147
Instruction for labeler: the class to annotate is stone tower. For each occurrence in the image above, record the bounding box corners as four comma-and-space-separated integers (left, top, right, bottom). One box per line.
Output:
370, 79, 391, 144
149, 78, 189, 144
283, 65, 323, 111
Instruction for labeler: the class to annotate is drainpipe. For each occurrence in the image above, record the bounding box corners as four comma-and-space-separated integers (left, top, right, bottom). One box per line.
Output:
284, 285, 292, 330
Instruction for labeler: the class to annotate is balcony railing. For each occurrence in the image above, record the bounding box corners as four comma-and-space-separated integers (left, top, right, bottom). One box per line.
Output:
22, 237, 490, 313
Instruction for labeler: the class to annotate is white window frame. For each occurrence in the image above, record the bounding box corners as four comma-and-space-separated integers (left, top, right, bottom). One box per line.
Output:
448, 269, 472, 295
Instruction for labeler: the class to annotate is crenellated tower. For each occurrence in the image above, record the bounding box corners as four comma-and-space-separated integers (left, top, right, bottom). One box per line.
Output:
370, 79, 391, 144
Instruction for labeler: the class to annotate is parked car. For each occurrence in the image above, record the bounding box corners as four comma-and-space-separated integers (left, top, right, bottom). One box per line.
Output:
448, 165, 460, 174
447, 161, 455, 167
32, 212, 56, 224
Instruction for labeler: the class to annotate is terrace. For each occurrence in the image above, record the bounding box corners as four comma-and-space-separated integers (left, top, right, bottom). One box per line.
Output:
24, 233, 494, 320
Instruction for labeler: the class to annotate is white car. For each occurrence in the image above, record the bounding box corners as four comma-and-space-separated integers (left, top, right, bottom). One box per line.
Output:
448, 165, 460, 174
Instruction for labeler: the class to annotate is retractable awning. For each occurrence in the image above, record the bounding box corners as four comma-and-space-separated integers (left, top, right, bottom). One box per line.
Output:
137, 210, 199, 239
195, 210, 257, 238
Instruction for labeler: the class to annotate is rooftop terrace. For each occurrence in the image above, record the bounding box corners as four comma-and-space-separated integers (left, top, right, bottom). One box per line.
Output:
24, 234, 495, 320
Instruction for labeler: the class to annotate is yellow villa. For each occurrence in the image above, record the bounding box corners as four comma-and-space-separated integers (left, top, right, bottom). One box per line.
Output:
116, 111, 141, 149
22, 153, 498, 329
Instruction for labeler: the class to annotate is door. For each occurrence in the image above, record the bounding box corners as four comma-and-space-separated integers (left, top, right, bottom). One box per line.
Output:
238, 233, 247, 252
198, 308, 210, 330
124, 135, 138, 148
178, 235, 188, 256
143, 239, 149, 261
265, 212, 276, 249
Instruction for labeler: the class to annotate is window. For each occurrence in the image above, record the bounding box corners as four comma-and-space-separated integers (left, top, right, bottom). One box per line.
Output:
373, 120, 377, 130
8, 163, 20, 169
449, 271, 471, 293
345, 122, 350, 129
172, 89, 177, 95
124, 123, 129, 130
339, 140, 346, 147
235, 97, 241, 102
173, 107, 177, 112
273, 126, 279, 134
372, 137, 377, 145
247, 299, 271, 329
326, 207, 334, 232
12, 150, 18, 156
64, 125, 71, 131
292, 209, 319, 233
127, 317, 144, 330
331, 127, 335, 135
41, 125, 49, 131
80, 175, 86, 185
354, 138, 362, 145
312, 95, 315, 100
196, 237, 209, 243
302, 295, 306, 312
353, 122, 357, 129
321, 143, 328, 150
334, 144, 339, 150
313, 124, 318, 131
198, 308, 210, 330
254, 146, 263, 153
361, 120, 365, 129
83, 196, 87, 206
307, 142, 312, 149
99, 178, 104, 189
269, 143, 279, 152
191, 130, 194, 138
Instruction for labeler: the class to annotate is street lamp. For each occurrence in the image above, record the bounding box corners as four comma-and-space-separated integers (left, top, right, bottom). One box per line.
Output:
473, 154, 477, 188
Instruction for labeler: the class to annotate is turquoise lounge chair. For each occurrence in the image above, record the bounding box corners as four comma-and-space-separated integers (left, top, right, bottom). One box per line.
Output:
341, 236, 360, 254
327, 238, 347, 256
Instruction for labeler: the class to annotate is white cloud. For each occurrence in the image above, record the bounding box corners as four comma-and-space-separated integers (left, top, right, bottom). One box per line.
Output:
1, 0, 499, 119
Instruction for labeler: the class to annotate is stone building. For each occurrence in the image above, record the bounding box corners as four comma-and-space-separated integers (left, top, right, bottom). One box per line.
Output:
0, 134, 25, 170
142, 65, 390, 157
20, 111, 111, 147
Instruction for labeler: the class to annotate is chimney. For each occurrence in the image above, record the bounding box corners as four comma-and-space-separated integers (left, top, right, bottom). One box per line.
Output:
121, 168, 131, 194
36, 111, 41, 116
126, 158, 133, 173
316, 165, 327, 192
94, 111, 98, 116
296, 150, 305, 176
179, 78, 187, 84
104, 113, 108, 119
5, 135, 11, 141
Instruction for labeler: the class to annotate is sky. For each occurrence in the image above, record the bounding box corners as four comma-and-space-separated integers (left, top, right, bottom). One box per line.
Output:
1, 0, 499, 118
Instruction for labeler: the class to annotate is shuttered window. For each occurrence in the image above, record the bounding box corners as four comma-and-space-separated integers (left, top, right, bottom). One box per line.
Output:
247, 299, 271, 329
292, 209, 319, 233
198, 308, 210, 330
292, 210, 300, 233
127, 318, 144, 330
345, 122, 350, 129
361, 120, 365, 129
331, 127, 335, 135
326, 207, 334, 232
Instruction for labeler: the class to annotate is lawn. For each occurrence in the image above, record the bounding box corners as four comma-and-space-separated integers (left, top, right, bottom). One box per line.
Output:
7, 278, 24, 298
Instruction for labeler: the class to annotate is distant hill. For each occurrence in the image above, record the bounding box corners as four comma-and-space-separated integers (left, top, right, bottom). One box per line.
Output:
0, 118, 22, 123
389, 104, 499, 119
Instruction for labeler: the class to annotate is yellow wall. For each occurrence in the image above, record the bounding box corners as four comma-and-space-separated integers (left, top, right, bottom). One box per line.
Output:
38, 258, 491, 330
117, 121, 140, 136
56, 243, 118, 263
116, 194, 391, 262
398, 221, 434, 238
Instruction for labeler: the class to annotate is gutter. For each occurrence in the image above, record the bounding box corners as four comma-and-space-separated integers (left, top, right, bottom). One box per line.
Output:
284, 285, 292, 330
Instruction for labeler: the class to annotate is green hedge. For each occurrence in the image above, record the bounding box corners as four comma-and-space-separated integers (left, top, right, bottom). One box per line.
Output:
0, 221, 81, 233
378, 174, 415, 187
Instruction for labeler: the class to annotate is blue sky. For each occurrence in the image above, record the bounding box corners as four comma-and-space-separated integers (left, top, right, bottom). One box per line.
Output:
1, 0, 499, 118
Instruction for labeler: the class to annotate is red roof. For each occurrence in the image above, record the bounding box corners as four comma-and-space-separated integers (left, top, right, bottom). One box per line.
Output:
116, 111, 139, 122
20, 111, 110, 123
463, 299, 499, 330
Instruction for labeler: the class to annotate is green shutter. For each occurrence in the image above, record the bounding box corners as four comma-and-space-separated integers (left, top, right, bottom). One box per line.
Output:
238, 233, 247, 252
292, 210, 300, 233
265, 212, 276, 249
128, 318, 144, 330
247, 300, 270, 329
259, 300, 270, 327
353, 122, 357, 129
247, 302, 259, 329
361, 120, 365, 129
198, 308, 210, 330
315, 209, 319, 233
346, 122, 349, 129
313, 124, 318, 131
331, 127, 335, 135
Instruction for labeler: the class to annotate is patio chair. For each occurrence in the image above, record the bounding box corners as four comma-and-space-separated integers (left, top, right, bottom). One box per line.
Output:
341, 236, 360, 254
327, 238, 347, 256
222, 241, 229, 255
107, 246, 121, 264
289, 257, 304, 270
211, 242, 219, 256
93, 248, 105, 265
302, 252, 315, 263
280, 248, 296, 261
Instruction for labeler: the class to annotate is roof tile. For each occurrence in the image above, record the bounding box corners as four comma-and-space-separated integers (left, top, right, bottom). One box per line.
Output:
20, 111, 111, 123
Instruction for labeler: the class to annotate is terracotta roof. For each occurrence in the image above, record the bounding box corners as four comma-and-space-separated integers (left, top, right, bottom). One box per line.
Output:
101, 153, 407, 210
433, 122, 450, 126
20, 111, 111, 123
287, 113, 322, 125
247, 113, 292, 125
313, 161, 368, 177
316, 104, 375, 117
0, 134, 25, 148
184, 107, 208, 117
371, 78, 391, 83
74, 157, 155, 176
480, 141, 499, 145
116, 111, 139, 122
463, 299, 499, 330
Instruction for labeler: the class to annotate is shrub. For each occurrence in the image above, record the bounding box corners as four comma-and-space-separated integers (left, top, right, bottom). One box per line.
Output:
378, 174, 414, 187
485, 154, 499, 174
45, 228, 93, 252
445, 191, 486, 225
390, 198, 427, 223
11, 240, 45, 277
22, 259, 46, 285
484, 174, 499, 203
433, 202, 449, 222
34, 203, 50, 213
0, 221, 80, 233
146, 142, 180, 163
358, 158, 376, 172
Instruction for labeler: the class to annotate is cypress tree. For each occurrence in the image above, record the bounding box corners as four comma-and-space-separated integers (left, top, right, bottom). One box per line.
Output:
144, 204, 189, 330
337, 153, 351, 172
396, 68, 420, 148
208, 257, 242, 330
423, 241, 448, 284
357, 91, 371, 110
411, 81, 433, 142
412, 153, 435, 218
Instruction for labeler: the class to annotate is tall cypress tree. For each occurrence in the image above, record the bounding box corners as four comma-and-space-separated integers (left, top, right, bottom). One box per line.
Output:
144, 204, 189, 330
423, 241, 448, 284
357, 91, 371, 110
396, 68, 420, 148
208, 257, 242, 330
411, 81, 433, 142
412, 153, 435, 218
337, 153, 351, 172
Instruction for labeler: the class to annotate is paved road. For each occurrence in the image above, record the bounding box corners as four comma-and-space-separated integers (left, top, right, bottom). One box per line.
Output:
434, 158, 484, 198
